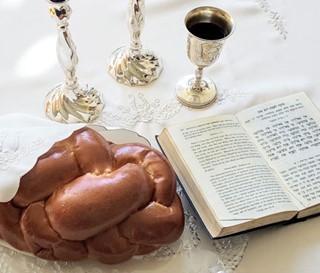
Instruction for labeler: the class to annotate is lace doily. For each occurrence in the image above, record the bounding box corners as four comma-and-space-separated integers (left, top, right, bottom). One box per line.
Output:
0, 183, 248, 273
0, 187, 249, 273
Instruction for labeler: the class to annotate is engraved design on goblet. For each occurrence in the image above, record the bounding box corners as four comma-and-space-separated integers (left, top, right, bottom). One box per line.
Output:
45, 0, 104, 123
201, 43, 223, 63
176, 6, 235, 108
107, 0, 163, 86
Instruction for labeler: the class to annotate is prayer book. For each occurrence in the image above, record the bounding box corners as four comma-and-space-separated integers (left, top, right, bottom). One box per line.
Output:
157, 92, 320, 237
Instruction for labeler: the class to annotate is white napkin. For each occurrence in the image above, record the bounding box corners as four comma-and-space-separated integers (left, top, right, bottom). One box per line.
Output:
0, 113, 84, 202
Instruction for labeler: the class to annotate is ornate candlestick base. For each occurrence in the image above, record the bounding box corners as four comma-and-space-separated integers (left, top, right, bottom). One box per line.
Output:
175, 75, 217, 108
45, 83, 104, 123
108, 46, 162, 86
108, 0, 163, 86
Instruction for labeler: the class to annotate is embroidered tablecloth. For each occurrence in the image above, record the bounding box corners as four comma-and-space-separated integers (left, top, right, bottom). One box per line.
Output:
0, 0, 319, 272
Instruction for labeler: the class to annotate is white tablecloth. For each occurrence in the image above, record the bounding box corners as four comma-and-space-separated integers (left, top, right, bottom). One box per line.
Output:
0, 0, 320, 272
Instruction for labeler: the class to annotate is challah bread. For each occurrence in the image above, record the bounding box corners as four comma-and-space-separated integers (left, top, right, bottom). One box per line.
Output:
0, 127, 184, 264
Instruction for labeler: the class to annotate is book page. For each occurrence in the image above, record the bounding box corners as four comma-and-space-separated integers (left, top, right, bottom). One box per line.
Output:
237, 93, 320, 208
165, 115, 297, 222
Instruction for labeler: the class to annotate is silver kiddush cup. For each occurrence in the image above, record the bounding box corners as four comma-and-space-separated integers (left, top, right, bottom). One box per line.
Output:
175, 6, 235, 108
107, 0, 163, 86
45, 0, 104, 123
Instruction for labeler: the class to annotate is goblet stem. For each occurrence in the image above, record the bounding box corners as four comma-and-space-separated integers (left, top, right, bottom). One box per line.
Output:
192, 68, 203, 92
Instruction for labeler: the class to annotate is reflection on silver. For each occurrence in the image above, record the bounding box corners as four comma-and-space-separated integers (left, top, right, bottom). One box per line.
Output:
45, 0, 104, 123
108, 0, 163, 86
175, 6, 235, 108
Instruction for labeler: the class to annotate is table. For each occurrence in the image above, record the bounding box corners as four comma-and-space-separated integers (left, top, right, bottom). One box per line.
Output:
0, 0, 319, 272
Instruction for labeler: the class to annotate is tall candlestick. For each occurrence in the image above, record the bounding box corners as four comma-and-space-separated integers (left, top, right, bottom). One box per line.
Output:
108, 0, 163, 86
45, 0, 104, 123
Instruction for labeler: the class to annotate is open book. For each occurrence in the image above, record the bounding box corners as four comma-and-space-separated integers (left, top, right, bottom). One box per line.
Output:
157, 92, 320, 238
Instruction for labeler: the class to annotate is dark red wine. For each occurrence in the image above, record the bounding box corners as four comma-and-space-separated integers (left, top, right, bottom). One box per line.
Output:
188, 22, 226, 40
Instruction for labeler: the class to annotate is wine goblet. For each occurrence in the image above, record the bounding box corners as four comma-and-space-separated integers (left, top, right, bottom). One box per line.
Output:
45, 0, 104, 123
107, 0, 163, 86
176, 6, 235, 108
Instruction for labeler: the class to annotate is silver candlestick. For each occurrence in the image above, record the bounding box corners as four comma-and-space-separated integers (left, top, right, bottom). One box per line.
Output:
108, 0, 163, 86
45, 0, 104, 123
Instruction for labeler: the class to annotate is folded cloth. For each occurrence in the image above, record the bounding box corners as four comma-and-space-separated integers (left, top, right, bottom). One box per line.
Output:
0, 113, 84, 202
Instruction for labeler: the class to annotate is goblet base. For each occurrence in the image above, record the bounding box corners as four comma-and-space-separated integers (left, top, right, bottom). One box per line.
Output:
45, 83, 104, 124
108, 46, 163, 86
175, 75, 217, 108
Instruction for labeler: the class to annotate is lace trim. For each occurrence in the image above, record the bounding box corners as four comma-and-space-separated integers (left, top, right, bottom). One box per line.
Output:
0, 210, 248, 273
0, 131, 44, 170
96, 93, 182, 127
0, 186, 249, 273
95, 90, 249, 127
213, 234, 249, 273
215, 90, 250, 105
256, 0, 288, 39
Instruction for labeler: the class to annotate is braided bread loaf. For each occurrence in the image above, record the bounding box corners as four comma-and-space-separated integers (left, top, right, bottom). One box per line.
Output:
0, 127, 184, 264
